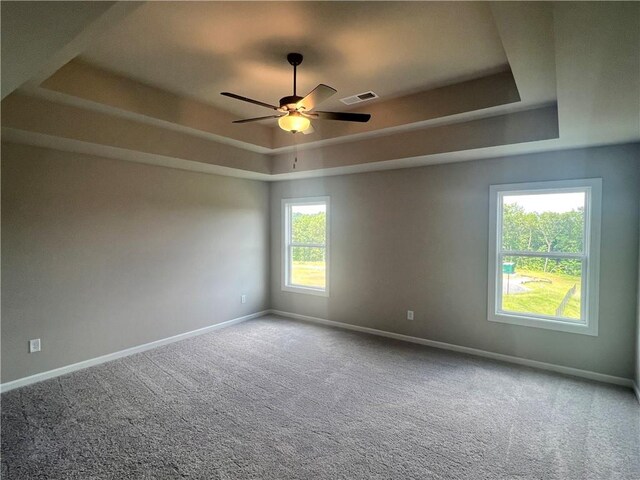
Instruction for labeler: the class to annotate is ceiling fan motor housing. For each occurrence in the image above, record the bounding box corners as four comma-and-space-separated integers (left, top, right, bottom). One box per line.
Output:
279, 95, 304, 111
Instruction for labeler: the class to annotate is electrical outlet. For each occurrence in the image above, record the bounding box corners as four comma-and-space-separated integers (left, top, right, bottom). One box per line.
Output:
407, 310, 414, 321
241, 294, 247, 304
29, 338, 41, 353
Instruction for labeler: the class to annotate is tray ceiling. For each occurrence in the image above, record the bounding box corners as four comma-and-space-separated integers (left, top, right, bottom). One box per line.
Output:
2, 2, 638, 181
79, 2, 509, 119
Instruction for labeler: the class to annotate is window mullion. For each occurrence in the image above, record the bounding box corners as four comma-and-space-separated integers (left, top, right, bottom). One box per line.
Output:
500, 250, 585, 259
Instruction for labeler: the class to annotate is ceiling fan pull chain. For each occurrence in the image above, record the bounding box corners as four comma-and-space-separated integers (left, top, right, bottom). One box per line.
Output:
293, 135, 298, 169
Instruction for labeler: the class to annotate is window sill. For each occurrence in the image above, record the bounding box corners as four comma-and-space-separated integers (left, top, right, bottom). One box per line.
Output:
282, 284, 329, 297
488, 312, 597, 336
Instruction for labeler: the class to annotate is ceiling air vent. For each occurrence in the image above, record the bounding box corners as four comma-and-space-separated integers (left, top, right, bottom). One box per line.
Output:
340, 91, 379, 105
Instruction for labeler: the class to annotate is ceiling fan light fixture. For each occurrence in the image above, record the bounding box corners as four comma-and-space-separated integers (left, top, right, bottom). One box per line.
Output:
278, 112, 310, 133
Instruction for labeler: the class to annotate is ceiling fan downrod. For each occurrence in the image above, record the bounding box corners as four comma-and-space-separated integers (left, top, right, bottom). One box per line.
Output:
287, 53, 303, 97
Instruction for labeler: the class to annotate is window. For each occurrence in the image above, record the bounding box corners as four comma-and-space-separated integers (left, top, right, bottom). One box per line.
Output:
282, 197, 329, 296
488, 179, 601, 335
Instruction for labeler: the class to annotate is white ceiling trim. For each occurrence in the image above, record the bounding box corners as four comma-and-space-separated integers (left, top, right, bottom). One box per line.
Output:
1, 128, 272, 181
21, 86, 273, 155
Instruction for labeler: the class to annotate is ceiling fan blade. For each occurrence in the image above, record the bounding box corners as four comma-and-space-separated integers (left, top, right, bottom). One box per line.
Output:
314, 111, 371, 123
296, 84, 337, 111
302, 124, 315, 135
232, 115, 284, 124
221, 92, 278, 110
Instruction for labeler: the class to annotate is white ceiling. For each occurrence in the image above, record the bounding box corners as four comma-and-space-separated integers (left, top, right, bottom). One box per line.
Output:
80, 1, 509, 118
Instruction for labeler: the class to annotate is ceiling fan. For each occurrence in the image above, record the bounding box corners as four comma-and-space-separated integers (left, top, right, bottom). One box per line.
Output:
221, 53, 371, 134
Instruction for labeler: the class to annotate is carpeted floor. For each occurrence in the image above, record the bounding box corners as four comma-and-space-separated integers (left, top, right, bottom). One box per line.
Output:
2, 315, 639, 479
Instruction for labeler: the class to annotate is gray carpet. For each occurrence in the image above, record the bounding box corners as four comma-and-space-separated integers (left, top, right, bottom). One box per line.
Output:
2, 315, 639, 479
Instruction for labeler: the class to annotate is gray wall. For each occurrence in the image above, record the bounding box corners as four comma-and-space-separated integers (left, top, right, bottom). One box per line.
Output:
1, 143, 270, 383
637, 202, 640, 389
270, 144, 640, 379
3, 141, 639, 384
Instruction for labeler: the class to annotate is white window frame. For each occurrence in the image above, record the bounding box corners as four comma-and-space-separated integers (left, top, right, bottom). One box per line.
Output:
488, 179, 602, 336
282, 196, 330, 297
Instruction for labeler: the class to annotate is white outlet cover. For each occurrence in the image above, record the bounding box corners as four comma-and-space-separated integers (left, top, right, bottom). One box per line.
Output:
29, 338, 41, 353
241, 295, 247, 304
407, 310, 414, 321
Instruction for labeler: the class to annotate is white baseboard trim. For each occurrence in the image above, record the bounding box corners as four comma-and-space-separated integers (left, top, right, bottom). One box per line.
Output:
270, 309, 635, 389
0, 310, 269, 393
5, 309, 635, 398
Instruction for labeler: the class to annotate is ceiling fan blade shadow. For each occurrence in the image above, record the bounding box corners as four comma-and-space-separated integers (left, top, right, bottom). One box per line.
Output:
315, 111, 371, 122
232, 115, 284, 124
221, 92, 279, 110
296, 84, 336, 111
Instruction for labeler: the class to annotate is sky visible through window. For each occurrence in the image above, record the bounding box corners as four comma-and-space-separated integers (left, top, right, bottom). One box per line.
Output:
503, 192, 584, 213
292, 204, 326, 215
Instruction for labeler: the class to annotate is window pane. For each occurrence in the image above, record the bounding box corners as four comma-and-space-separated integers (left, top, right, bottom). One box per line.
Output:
291, 204, 326, 244
291, 246, 326, 289
500, 255, 582, 321
502, 191, 585, 253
